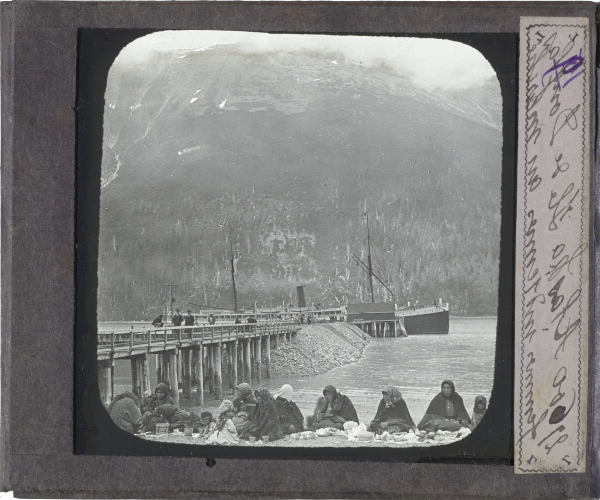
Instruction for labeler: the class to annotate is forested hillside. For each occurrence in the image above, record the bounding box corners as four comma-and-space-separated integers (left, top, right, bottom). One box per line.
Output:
97, 44, 502, 320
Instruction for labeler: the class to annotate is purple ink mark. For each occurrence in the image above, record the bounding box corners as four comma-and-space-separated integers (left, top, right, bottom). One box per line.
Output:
542, 49, 585, 91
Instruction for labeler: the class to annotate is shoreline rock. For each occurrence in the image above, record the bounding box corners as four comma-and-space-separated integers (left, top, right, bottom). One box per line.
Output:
266, 323, 371, 378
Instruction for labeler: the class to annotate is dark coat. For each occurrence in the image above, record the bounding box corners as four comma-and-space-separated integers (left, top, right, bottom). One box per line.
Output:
107, 392, 142, 434
248, 389, 283, 441
184, 314, 195, 326
323, 385, 359, 423
275, 397, 305, 431
172, 313, 183, 326
418, 380, 471, 430
368, 398, 415, 433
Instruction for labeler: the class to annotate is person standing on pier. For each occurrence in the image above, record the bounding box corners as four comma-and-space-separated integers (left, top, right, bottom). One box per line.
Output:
152, 314, 164, 328
184, 310, 195, 326
172, 309, 183, 327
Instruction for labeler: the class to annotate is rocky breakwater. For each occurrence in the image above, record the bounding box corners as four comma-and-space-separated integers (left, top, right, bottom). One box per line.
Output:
267, 323, 371, 378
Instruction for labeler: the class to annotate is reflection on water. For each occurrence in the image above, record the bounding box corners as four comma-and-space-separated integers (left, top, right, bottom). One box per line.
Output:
107, 317, 497, 423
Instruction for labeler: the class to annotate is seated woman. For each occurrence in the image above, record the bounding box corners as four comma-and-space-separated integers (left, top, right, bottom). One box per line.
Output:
315, 385, 359, 430
274, 384, 305, 434
240, 388, 283, 442
231, 382, 258, 433
107, 391, 142, 434
470, 395, 487, 430
154, 404, 204, 432
367, 386, 416, 435
306, 396, 327, 430
417, 380, 471, 432
206, 400, 240, 445
141, 383, 175, 414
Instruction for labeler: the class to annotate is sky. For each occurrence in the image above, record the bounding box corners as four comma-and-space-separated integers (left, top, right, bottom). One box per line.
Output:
114, 30, 497, 92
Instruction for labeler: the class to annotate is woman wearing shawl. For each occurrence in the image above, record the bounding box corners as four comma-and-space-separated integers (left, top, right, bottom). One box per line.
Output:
367, 386, 416, 435
107, 391, 142, 434
242, 388, 283, 441
206, 400, 240, 445
470, 395, 487, 430
141, 383, 175, 414
315, 385, 359, 430
417, 380, 471, 432
232, 382, 258, 433
274, 384, 305, 434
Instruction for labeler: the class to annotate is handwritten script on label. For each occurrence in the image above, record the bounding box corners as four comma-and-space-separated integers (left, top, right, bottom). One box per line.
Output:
515, 17, 589, 474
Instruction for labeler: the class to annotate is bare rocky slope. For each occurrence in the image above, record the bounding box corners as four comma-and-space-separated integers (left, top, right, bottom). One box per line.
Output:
267, 323, 370, 377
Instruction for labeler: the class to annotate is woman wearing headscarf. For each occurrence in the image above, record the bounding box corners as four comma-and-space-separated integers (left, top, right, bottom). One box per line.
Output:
274, 384, 305, 434
315, 385, 359, 430
242, 388, 283, 441
206, 399, 240, 445
417, 380, 471, 432
470, 395, 487, 430
141, 383, 175, 414
232, 382, 258, 433
367, 386, 416, 435
107, 391, 142, 434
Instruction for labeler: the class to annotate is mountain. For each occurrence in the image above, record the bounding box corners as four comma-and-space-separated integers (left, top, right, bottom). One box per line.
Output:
97, 45, 502, 320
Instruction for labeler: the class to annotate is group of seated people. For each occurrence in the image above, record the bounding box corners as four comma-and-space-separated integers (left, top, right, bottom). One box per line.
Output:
106, 379, 488, 444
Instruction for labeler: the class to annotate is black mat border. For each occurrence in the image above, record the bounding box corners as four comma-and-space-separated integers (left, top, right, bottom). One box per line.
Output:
75, 27, 516, 463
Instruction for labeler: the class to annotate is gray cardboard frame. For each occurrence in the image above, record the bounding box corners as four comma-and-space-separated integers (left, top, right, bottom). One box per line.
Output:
1, 1, 597, 498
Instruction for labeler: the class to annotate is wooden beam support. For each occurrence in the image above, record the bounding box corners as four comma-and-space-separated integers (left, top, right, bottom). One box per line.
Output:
244, 338, 251, 383
265, 335, 271, 378
207, 345, 214, 394
195, 346, 204, 407
256, 336, 262, 383
98, 359, 112, 406
141, 353, 150, 395
182, 349, 191, 399
214, 342, 223, 399
232, 340, 238, 388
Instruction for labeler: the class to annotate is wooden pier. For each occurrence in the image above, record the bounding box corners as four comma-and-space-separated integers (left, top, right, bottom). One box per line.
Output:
97, 320, 300, 407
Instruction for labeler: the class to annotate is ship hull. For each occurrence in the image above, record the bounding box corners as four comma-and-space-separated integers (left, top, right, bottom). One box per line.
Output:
399, 307, 449, 335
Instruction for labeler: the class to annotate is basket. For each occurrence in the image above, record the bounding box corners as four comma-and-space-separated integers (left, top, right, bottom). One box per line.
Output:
155, 423, 169, 434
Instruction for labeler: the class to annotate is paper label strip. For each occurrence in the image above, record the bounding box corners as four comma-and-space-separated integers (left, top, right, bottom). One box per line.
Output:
515, 16, 590, 474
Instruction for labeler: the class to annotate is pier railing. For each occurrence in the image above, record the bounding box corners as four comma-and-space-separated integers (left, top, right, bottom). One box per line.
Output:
97, 320, 299, 360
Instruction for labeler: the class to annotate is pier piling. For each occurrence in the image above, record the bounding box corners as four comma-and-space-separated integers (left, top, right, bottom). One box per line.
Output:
194, 347, 204, 406
182, 349, 191, 399
256, 336, 262, 383
265, 336, 271, 378
169, 351, 179, 405
214, 342, 223, 398
232, 340, 238, 388
245, 338, 251, 382
208, 345, 214, 394
98, 359, 112, 406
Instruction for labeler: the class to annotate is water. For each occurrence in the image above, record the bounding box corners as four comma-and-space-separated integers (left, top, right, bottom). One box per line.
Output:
102, 317, 497, 423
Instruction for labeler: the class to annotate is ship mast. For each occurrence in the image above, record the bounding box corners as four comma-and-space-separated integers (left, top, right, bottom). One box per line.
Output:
366, 213, 375, 304
228, 220, 238, 313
